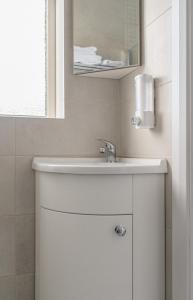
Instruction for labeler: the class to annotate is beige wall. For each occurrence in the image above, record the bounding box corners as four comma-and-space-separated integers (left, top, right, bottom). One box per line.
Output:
120, 1, 172, 299
0, 0, 172, 299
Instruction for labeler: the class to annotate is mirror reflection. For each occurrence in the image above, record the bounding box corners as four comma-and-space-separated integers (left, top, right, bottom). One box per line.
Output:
73, 0, 140, 75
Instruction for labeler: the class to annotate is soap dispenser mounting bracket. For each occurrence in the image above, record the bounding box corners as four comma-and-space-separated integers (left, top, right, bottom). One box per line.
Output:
131, 74, 155, 129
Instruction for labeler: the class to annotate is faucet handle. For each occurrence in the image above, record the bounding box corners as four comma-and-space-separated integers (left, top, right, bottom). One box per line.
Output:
99, 147, 106, 154
97, 139, 115, 149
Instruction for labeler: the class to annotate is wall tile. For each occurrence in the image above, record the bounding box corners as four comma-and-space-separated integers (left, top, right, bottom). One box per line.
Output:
15, 157, 35, 215
0, 276, 15, 300
67, 98, 121, 155
0, 157, 15, 216
66, 76, 120, 103
0, 217, 15, 276
16, 274, 35, 300
144, 9, 172, 85
0, 118, 15, 156
144, 0, 172, 26
15, 215, 35, 275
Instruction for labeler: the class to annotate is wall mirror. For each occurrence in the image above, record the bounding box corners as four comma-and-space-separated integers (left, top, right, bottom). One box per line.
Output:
73, 0, 141, 79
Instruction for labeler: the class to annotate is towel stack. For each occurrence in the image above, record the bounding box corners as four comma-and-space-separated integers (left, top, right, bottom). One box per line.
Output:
74, 46, 102, 65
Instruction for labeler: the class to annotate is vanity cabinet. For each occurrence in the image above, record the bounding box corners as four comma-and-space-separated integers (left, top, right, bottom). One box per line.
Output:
33, 157, 167, 300
39, 211, 132, 300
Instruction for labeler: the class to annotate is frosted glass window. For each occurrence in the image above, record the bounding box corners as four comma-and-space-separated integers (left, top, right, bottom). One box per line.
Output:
0, 0, 47, 116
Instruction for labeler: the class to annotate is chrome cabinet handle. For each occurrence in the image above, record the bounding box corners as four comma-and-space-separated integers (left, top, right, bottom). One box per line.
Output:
115, 225, 126, 237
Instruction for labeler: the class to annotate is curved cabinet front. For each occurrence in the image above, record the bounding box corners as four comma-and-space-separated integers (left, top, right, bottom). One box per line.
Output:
38, 208, 132, 300
36, 173, 133, 215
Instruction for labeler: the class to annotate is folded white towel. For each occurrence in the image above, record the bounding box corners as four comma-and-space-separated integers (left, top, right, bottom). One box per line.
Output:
74, 46, 97, 55
74, 54, 102, 65
74, 46, 102, 65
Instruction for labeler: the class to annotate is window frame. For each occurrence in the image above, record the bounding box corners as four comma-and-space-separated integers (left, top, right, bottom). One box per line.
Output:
47, 0, 64, 119
0, 0, 64, 119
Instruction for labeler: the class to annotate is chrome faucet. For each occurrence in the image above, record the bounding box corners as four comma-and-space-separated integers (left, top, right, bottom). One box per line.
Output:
98, 139, 116, 163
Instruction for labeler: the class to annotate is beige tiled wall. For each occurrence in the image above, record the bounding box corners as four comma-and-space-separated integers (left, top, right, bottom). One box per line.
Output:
0, 0, 172, 299
120, 1, 172, 299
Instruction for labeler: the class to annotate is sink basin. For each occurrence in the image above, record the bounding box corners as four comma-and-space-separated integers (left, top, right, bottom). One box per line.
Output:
32, 157, 167, 174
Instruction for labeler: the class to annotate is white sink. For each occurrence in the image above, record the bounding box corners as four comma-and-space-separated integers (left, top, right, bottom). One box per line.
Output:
32, 157, 167, 174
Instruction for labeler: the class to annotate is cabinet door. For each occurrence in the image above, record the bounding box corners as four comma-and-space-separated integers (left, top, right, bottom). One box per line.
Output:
39, 209, 132, 300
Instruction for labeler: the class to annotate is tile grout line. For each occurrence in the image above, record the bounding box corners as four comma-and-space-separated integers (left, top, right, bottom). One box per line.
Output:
14, 118, 16, 157
145, 6, 172, 29
0, 273, 35, 279
0, 213, 35, 218
13, 118, 17, 292
158, 80, 172, 88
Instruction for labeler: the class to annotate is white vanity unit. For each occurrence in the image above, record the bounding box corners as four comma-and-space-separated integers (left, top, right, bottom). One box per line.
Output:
33, 158, 167, 300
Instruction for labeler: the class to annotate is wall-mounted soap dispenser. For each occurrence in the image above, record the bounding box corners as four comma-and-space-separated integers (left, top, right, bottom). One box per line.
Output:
131, 74, 155, 129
